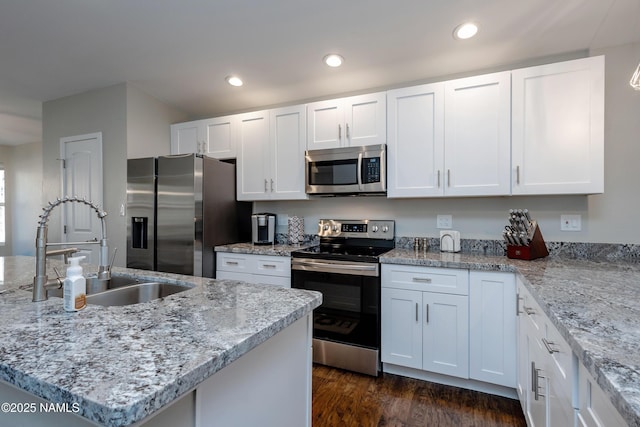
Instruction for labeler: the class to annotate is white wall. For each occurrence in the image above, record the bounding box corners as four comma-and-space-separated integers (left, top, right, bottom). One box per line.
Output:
256, 42, 640, 245
126, 84, 188, 159
11, 142, 42, 255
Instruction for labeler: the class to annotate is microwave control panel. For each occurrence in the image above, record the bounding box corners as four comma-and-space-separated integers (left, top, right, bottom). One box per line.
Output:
362, 157, 381, 183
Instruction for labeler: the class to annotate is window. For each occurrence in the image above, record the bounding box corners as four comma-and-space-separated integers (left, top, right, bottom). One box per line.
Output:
0, 165, 4, 244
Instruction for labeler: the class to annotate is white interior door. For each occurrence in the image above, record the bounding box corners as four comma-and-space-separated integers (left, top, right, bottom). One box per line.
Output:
60, 133, 103, 264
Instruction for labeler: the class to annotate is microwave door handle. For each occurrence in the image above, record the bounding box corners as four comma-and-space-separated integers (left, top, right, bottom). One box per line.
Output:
357, 152, 363, 190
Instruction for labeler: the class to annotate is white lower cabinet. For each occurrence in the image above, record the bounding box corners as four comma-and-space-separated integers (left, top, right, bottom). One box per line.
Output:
576, 363, 628, 427
216, 252, 291, 288
381, 265, 469, 379
469, 271, 516, 388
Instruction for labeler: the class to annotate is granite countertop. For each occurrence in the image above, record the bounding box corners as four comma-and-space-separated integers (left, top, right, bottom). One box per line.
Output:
214, 242, 310, 256
381, 248, 640, 427
0, 256, 322, 426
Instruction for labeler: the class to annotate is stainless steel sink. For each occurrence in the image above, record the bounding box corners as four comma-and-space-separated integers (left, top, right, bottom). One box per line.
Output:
46, 275, 139, 299
86, 282, 193, 306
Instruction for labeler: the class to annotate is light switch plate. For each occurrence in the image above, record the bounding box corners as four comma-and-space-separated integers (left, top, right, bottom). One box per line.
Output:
561, 214, 582, 231
437, 214, 452, 229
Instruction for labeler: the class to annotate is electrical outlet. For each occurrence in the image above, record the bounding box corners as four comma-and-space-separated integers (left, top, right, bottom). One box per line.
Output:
436, 214, 452, 229
560, 214, 582, 231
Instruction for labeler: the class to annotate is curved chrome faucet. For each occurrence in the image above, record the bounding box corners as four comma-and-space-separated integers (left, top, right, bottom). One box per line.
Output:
33, 196, 110, 302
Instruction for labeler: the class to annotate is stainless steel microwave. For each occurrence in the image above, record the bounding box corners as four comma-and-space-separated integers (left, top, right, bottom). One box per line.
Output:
305, 144, 386, 195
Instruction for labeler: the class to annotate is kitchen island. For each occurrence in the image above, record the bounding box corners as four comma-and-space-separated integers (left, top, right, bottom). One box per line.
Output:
0, 256, 322, 427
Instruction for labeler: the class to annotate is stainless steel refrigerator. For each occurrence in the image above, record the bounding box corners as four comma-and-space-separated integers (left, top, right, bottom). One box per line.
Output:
126, 154, 251, 277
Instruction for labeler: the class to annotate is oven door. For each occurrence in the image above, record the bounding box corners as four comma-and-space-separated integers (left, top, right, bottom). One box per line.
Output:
291, 258, 380, 350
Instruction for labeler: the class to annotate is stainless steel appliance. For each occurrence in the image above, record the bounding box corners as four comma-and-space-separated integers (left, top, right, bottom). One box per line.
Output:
291, 219, 395, 376
251, 213, 276, 245
126, 154, 251, 277
305, 144, 386, 195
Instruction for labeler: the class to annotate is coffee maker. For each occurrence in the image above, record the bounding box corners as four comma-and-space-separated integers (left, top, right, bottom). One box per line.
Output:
251, 213, 276, 245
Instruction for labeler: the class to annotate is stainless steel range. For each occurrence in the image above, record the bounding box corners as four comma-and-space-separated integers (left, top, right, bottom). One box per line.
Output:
291, 219, 395, 376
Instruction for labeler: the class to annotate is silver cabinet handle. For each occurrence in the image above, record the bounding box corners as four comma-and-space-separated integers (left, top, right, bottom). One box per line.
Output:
425, 304, 429, 324
346, 123, 350, 140
264, 179, 268, 192
338, 124, 342, 141
270, 178, 274, 192
226, 261, 239, 266
262, 264, 277, 269
516, 294, 523, 316
437, 170, 441, 188
412, 277, 432, 283
542, 338, 559, 354
524, 306, 536, 315
532, 361, 545, 400
415, 303, 418, 322
516, 165, 520, 185
447, 169, 451, 187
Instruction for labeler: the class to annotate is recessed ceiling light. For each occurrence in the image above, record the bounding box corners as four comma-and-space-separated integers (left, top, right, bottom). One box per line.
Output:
453, 22, 478, 40
323, 54, 344, 67
226, 75, 243, 87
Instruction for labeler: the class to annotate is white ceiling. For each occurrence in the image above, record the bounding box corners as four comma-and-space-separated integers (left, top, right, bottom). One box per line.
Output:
1, 0, 639, 146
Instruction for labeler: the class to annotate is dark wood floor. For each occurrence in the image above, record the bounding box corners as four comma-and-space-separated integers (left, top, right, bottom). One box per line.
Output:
312, 365, 527, 427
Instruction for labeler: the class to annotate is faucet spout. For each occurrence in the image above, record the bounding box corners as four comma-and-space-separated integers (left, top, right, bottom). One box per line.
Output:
33, 196, 110, 302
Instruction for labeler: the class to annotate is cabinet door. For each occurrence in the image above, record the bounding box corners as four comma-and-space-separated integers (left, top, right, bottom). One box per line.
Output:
171, 120, 203, 154
270, 105, 308, 200
387, 83, 445, 198
306, 99, 343, 150
422, 292, 469, 379
576, 363, 628, 427
469, 271, 516, 387
381, 287, 423, 369
443, 71, 511, 196
203, 115, 237, 159
512, 56, 604, 195
344, 92, 386, 147
237, 111, 270, 201
516, 281, 529, 407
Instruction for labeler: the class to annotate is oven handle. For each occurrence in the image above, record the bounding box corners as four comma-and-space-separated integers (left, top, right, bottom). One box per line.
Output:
292, 259, 379, 277
357, 152, 363, 191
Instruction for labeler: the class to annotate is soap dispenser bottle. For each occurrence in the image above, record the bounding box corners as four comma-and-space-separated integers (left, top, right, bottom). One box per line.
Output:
64, 256, 87, 312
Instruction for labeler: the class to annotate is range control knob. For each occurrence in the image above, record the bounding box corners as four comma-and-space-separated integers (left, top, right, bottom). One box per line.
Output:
323, 224, 329, 231
371, 225, 379, 233
332, 225, 339, 232
382, 225, 389, 233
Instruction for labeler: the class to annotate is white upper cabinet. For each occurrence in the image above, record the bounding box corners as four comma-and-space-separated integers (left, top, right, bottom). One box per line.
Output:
387, 72, 510, 198
170, 115, 238, 159
387, 83, 445, 198
443, 72, 511, 196
307, 92, 386, 150
170, 120, 202, 155
269, 105, 308, 200
237, 110, 271, 200
237, 106, 307, 201
511, 56, 604, 195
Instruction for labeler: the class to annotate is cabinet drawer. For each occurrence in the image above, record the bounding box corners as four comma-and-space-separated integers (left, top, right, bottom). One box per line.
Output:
217, 253, 251, 272
543, 319, 573, 397
382, 264, 468, 295
255, 256, 291, 277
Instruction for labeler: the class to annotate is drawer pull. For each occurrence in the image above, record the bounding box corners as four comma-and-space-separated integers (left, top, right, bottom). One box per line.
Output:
425, 304, 429, 324
415, 303, 418, 322
412, 277, 432, 283
524, 306, 536, 315
226, 261, 239, 266
263, 264, 277, 269
542, 338, 559, 354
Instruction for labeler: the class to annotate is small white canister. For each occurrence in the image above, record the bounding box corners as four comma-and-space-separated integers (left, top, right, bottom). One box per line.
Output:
288, 216, 304, 245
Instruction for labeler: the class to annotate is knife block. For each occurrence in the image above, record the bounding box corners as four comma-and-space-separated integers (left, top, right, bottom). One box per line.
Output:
507, 224, 549, 260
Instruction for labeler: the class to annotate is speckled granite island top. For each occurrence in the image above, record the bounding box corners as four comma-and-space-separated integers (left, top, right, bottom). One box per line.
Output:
381, 248, 640, 427
214, 242, 310, 256
0, 256, 321, 426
